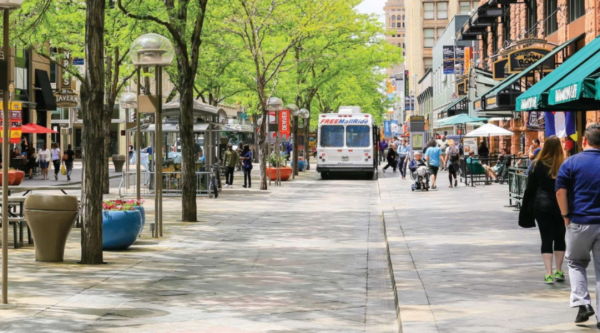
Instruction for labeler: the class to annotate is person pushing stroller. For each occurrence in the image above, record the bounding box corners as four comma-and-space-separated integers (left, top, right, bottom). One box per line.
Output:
409, 151, 430, 191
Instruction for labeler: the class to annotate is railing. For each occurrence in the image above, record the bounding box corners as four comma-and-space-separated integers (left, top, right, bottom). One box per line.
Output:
118, 170, 218, 198
508, 167, 528, 210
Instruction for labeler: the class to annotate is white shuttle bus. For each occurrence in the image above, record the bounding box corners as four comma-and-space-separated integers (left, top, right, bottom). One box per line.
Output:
316, 106, 376, 179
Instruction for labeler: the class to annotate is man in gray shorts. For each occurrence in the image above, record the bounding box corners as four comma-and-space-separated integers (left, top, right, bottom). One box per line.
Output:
557, 124, 600, 327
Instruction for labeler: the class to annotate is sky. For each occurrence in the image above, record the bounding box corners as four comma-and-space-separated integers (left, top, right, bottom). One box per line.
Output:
355, 0, 386, 24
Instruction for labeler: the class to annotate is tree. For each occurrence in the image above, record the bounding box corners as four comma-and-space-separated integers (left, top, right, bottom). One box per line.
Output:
118, 0, 209, 222
221, 0, 341, 190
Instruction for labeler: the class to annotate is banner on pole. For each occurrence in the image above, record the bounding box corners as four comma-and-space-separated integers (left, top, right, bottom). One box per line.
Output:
279, 109, 291, 138
443, 46, 455, 74
0, 102, 22, 144
383, 121, 391, 139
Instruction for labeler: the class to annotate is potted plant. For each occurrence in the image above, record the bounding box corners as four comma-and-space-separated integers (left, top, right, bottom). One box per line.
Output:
104, 199, 145, 236
12, 168, 25, 186
102, 200, 142, 250
266, 153, 292, 181
0, 169, 16, 186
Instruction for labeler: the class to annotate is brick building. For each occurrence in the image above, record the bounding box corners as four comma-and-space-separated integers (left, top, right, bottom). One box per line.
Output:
458, 0, 600, 154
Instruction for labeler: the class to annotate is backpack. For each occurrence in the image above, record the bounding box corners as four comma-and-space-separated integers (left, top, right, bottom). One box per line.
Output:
449, 146, 459, 162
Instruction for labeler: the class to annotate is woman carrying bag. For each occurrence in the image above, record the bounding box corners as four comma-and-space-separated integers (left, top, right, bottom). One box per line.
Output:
240, 144, 253, 188
37, 144, 51, 180
519, 136, 566, 284
50, 143, 61, 180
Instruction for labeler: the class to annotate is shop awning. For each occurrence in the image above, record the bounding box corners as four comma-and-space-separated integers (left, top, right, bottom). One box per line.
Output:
34, 69, 57, 111
548, 48, 600, 106
438, 113, 488, 126
516, 34, 596, 111
442, 96, 468, 116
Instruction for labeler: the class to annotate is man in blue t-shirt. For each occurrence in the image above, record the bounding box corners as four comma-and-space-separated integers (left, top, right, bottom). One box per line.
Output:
528, 139, 541, 166
556, 123, 600, 325
425, 142, 442, 189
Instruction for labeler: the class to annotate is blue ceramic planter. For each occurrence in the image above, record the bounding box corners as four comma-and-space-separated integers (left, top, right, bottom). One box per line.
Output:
133, 206, 146, 236
102, 210, 142, 250
290, 160, 305, 171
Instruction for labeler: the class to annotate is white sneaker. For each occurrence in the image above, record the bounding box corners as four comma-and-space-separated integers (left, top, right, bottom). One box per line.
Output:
229, 185, 233, 188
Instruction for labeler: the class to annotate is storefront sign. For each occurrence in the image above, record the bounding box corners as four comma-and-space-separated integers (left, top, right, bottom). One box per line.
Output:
485, 96, 497, 108
519, 96, 538, 110
463, 138, 478, 155
62, 58, 72, 89
0, 108, 22, 144
54, 89, 79, 107
279, 109, 290, 138
493, 59, 508, 80
443, 45, 455, 75
404, 70, 409, 97
473, 99, 482, 110
409, 116, 425, 132
464, 47, 472, 74
383, 120, 391, 138
553, 84, 578, 103
527, 111, 545, 131
456, 79, 468, 96
508, 47, 553, 73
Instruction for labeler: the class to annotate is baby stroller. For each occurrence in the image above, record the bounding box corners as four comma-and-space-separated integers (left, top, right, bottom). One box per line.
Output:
410, 166, 430, 191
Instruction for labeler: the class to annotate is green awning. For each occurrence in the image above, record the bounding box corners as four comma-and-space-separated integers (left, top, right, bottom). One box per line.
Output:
548, 50, 600, 105
442, 96, 467, 113
438, 113, 488, 126
596, 77, 600, 100
516, 34, 597, 111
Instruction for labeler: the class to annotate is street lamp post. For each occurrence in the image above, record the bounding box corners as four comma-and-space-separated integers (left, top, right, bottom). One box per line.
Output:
286, 104, 299, 178
0, 0, 24, 306
266, 97, 283, 186
298, 108, 310, 169
130, 33, 174, 238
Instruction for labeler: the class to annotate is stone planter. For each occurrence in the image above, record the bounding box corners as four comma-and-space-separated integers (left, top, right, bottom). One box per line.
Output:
112, 154, 126, 173
266, 167, 292, 181
0, 171, 16, 186
24, 195, 79, 262
102, 210, 142, 250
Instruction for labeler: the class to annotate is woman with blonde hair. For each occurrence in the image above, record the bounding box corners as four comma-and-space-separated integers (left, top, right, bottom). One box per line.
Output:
519, 136, 566, 284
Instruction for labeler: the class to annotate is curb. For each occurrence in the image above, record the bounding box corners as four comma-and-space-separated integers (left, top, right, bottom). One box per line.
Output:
381, 211, 402, 333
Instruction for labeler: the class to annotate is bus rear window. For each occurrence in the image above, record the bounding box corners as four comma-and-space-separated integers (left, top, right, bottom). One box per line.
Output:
346, 126, 370, 147
320, 126, 344, 147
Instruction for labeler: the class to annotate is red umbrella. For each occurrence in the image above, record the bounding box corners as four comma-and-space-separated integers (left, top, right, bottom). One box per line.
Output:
20, 123, 58, 134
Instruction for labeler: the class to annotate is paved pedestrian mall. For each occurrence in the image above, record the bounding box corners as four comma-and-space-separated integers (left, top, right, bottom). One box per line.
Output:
0, 168, 595, 332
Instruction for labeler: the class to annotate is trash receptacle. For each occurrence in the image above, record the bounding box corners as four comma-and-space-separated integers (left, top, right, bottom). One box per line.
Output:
24, 195, 79, 262
112, 154, 126, 172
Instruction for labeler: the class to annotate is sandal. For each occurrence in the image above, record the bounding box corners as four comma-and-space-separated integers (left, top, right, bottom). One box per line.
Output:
449, 185, 453, 188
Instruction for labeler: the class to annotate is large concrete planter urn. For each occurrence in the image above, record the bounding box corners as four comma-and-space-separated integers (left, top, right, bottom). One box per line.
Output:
24, 195, 79, 262
112, 154, 126, 172
266, 167, 292, 181
102, 210, 142, 250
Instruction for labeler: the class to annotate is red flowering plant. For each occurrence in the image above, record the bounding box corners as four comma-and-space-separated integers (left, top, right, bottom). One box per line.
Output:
102, 199, 144, 211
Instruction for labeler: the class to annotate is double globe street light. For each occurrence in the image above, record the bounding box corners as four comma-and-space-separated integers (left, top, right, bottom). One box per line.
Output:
0, 0, 24, 306
129, 33, 174, 238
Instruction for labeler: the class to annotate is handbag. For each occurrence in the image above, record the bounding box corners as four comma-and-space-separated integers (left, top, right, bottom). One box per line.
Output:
61, 164, 67, 175
62, 153, 69, 161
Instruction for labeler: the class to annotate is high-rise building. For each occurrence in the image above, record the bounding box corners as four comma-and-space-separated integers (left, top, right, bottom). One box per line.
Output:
384, 0, 406, 78
405, 0, 475, 91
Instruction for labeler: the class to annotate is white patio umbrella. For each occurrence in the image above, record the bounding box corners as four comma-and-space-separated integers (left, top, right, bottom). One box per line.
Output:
464, 123, 514, 137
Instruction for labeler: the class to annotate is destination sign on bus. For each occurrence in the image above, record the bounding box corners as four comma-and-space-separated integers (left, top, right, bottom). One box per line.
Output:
319, 119, 369, 125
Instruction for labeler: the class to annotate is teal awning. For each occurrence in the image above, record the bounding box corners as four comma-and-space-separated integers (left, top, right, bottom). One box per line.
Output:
516, 34, 598, 111
438, 113, 488, 126
548, 50, 600, 105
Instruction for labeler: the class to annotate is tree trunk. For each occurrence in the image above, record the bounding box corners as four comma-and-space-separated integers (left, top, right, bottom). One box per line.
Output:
80, 0, 106, 265
179, 79, 197, 221
305, 118, 310, 170
259, 112, 268, 190
102, 106, 111, 194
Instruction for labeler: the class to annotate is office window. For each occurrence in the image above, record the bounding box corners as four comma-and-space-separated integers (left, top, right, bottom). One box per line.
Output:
397, 22, 401, 27
569, 0, 584, 22
424, 2, 434, 19
545, 0, 557, 34
424, 58, 433, 71
526, 0, 537, 32
437, 28, 444, 40
424, 28, 434, 47
459, 1, 471, 14
437, 2, 448, 19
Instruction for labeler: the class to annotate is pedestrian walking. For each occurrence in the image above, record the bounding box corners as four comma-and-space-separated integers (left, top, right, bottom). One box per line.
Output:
51, 143, 61, 180
64, 144, 75, 181
437, 135, 449, 168
446, 139, 460, 188
26, 144, 36, 179
223, 143, 239, 188
519, 136, 566, 284
37, 144, 51, 180
556, 124, 600, 326
424, 139, 441, 189
240, 144, 253, 188
398, 139, 410, 180
383, 144, 398, 172
379, 140, 388, 163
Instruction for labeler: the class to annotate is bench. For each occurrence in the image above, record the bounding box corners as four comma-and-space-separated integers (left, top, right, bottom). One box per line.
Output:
0, 197, 30, 248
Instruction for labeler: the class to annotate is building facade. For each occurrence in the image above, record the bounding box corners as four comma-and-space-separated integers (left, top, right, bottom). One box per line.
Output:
384, 0, 406, 78
405, 0, 478, 92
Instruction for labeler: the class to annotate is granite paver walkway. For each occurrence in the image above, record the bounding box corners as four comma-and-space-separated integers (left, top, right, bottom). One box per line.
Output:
378, 168, 594, 333
0, 170, 397, 332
